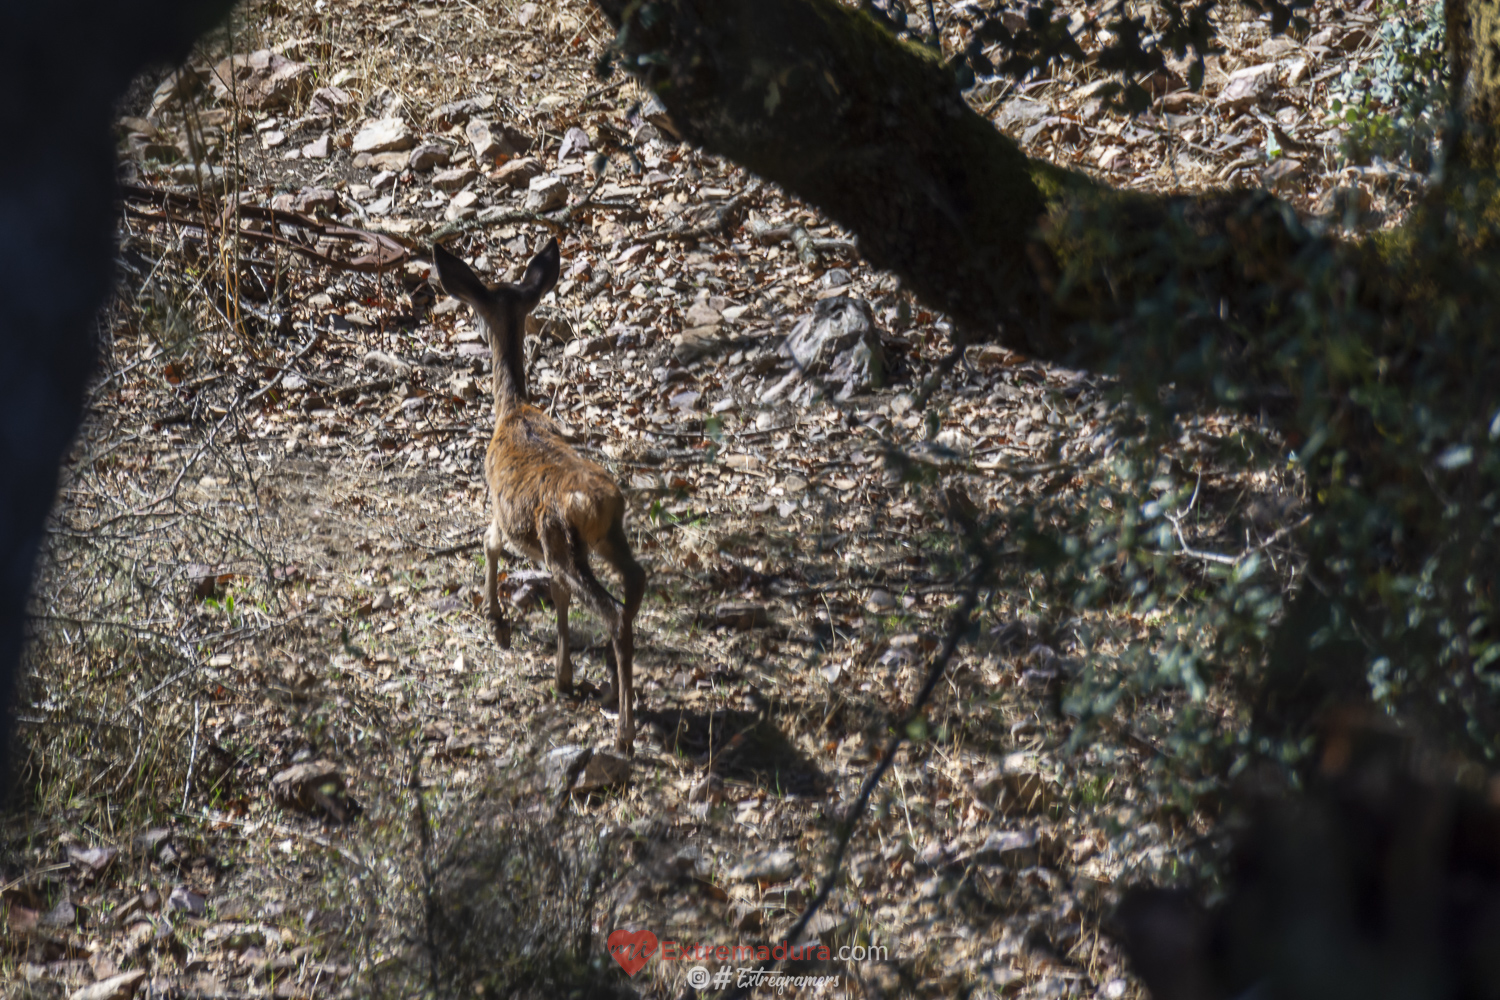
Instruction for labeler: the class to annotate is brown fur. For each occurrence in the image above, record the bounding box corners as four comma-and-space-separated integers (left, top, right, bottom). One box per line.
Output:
433, 239, 646, 754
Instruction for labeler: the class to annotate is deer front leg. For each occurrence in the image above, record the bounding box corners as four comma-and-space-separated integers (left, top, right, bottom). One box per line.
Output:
484, 522, 511, 648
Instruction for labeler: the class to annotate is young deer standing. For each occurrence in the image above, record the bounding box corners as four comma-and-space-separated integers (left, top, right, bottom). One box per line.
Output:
432, 238, 647, 754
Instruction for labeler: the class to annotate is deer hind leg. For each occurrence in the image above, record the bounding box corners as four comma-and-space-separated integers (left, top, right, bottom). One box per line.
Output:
545, 523, 637, 752
594, 519, 646, 756
549, 574, 572, 693
483, 521, 511, 648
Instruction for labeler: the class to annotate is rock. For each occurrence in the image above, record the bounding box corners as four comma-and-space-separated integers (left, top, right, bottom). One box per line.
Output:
1219, 63, 1277, 108
670, 326, 725, 363
684, 300, 722, 327
639, 90, 682, 140
68, 845, 118, 877
783, 296, 886, 399
1262, 157, 1304, 192
971, 828, 1040, 867
491, 155, 545, 188
866, 588, 896, 613
575, 750, 631, 792
715, 602, 769, 630
293, 186, 339, 214
69, 970, 147, 1000
668, 389, 702, 411
209, 50, 313, 110
370, 150, 410, 172
994, 97, 1050, 131
559, 125, 591, 160
363, 350, 412, 375
543, 745, 592, 793
270, 760, 357, 821
466, 118, 531, 163
300, 134, 330, 159
369, 170, 397, 190
524, 174, 569, 211
408, 141, 451, 170
448, 374, 481, 401
352, 117, 415, 154
688, 773, 724, 803
308, 85, 350, 116
167, 885, 206, 917
727, 848, 798, 883
432, 167, 477, 192
427, 94, 495, 128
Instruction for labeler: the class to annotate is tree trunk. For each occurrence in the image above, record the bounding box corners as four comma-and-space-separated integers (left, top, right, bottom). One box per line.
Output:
1448, 0, 1500, 168
590, 0, 1365, 410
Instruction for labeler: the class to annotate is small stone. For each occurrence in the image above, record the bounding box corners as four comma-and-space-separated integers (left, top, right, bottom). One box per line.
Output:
671, 325, 725, 363
167, 885, 206, 917
210, 50, 313, 110
543, 745, 592, 793
369, 170, 397, 190
524, 174, 568, 211
362, 350, 412, 375
352, 117, 415, 154
449, 374, 481, 401
714, 602, 769, 630
466, 118, 531, 163
270, 761, 356, 821
783, 296, 886, 399
300, 134, 330, 159
866, 589, 896, 613
668, 389, 701, 411
1219, 63, 1277, 109
432, 166, 478, 192
294, 186, 340, 214
308, 85, 351, 116
972, 828, 1040, 866
427, 94, 495, 128
684, 300, 722, 327
408, 141, 451, 170
575, 750, 631, 792
69, 970, 148, 1000
490, 155, 545, 188
688, 773, 723, 803
370, 150, 410, 171
1261, 157, 1304, 192
727, 848, 798, 883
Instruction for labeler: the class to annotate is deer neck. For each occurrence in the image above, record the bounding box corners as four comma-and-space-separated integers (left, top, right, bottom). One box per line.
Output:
486, 311, 528, 414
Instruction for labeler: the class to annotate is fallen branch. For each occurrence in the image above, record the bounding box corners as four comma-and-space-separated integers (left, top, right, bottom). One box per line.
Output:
634, 181, 761, 244
120, 183, 410, 272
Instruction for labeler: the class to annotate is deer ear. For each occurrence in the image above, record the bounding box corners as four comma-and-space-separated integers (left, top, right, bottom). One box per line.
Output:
517, 237, 560, 311
431, 243, 491, 308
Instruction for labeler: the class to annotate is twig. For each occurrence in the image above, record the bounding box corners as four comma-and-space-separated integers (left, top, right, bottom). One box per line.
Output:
246, 328, 322, 404
430, 204, 569, 243
582, 77, 630, 104
634, 181, 761, 244
182, 700, 201, 811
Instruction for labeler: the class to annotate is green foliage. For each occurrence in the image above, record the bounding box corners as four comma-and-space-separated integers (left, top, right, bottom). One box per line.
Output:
1327, 1, 1446, 170
1022, 168, 1500, 772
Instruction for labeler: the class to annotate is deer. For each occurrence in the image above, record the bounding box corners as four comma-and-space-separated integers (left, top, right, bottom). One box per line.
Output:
431, 238, 647, 755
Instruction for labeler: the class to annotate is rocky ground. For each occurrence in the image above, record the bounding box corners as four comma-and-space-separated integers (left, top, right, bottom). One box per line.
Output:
2, 0, 1420, 996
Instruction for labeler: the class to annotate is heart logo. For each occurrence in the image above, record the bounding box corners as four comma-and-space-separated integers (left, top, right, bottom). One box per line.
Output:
607, 928, 658, 977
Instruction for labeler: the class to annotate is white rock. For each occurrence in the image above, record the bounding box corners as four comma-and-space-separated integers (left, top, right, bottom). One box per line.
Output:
524, 174, 569, 211
352, 117, 414, 154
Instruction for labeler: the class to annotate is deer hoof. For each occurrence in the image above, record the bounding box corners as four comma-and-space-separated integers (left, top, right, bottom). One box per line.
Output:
491, 617, 512, 649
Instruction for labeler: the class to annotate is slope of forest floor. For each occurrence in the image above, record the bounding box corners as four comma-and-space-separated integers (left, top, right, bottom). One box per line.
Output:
3, 0, 1410, 996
